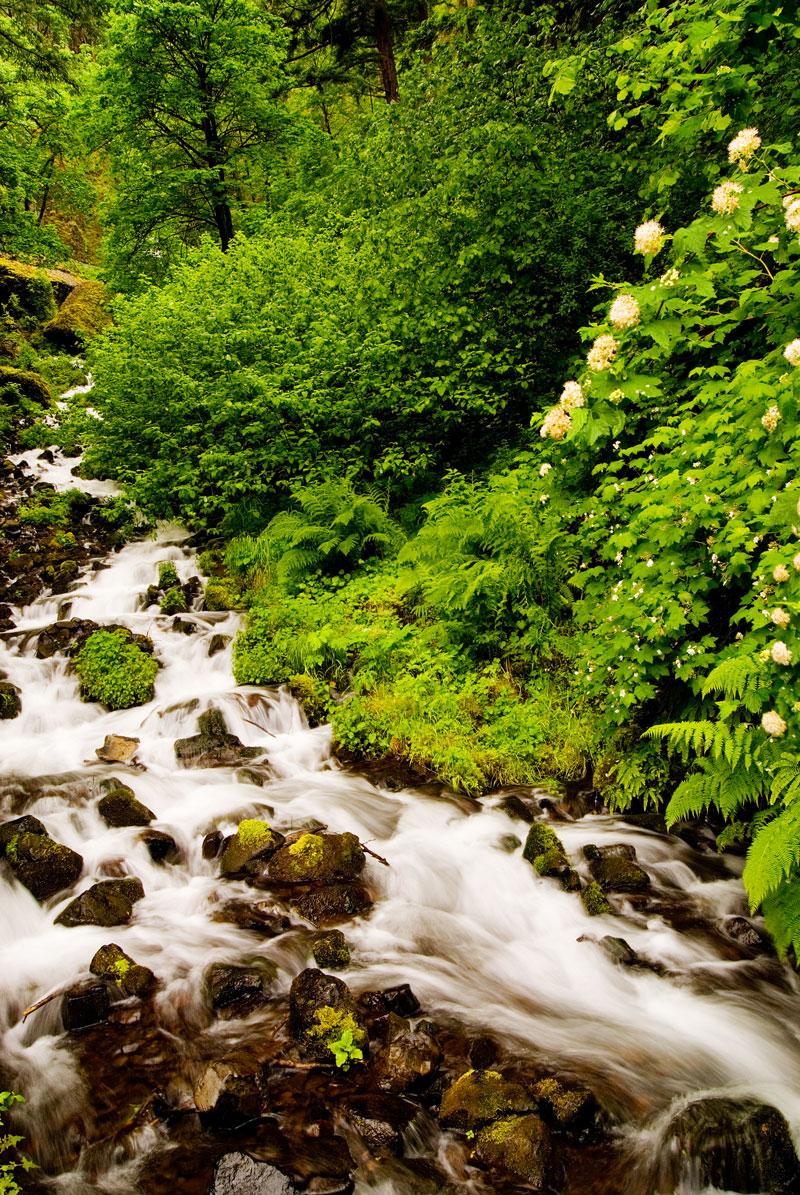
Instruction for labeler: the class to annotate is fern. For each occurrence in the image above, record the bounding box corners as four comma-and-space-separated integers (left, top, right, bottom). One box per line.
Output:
701, 653, 762, 700
742, 803, 800, 910
762, 877, 800, 958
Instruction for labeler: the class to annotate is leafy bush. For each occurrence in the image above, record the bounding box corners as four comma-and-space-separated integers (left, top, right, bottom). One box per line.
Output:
17, 488, 87, 528
74, 630, 159, 709
0, 1090, 35, 1194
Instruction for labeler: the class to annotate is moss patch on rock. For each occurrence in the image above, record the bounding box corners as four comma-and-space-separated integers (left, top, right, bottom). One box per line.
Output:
0, 256, 55, 327
42, 280, 111, 351
267, 831, 365, 885
90, 942, 155, 997
474, 1113, 553, 1186
219, 818, 284, 877
0, 681, 21, 719
581, 880, 612, 916
74, 629, 159, 710
160, 586, 188, 615
439, 1070, 533, 1130
0, 366, 52, 406
522, 822, 569, 878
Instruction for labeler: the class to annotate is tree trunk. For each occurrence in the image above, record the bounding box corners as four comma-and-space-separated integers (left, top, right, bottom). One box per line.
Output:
200, 108, 234, 251
374, 0, 398, 102
213, 195, 234, 251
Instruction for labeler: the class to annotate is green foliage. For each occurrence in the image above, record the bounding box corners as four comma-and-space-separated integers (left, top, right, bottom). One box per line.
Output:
74, 630, 159, 709
307, 1006, 365, 1069
157, 561, 179, 590
0, 1090, 35, 1194
17, 488, 86, 528
327, 1027, 364, 1070
159, 587, 187, 615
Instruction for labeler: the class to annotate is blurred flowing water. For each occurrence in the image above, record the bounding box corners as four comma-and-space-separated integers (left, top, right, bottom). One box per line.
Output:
2, 448, 800, 1194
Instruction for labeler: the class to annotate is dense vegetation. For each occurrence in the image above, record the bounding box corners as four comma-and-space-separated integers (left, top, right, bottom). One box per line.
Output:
6, 0, 800, 954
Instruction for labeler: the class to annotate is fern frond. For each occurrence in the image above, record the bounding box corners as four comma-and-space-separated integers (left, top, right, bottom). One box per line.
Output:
743, 804, 800, 909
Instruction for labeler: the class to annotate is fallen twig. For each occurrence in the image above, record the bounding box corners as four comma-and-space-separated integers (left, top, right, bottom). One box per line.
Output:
361, 842, 390, 867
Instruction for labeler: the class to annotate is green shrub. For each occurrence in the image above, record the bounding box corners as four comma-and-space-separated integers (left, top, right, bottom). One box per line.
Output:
159, 587, 187, 615
0, 257, 55, 328
17, 488, 86, 528
74, 630, 159, 709
157, 561, 179, 590
0, 1089, 35, 1194
42, 280, 111, 351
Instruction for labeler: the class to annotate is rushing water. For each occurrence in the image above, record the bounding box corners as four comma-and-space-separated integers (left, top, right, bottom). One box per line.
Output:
2, 448, 800, 1194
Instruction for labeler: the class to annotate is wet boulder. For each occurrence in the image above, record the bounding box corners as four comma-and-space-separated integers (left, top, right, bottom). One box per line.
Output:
56, 876, 144, 927
194, 1062, 265, 1130
203, 830, 224, 859
95, 734, 140, 764
581, 881, 612, 916
90, 942, 156, 997
208, 633, 230, 658
210, 1152, 295, 1195
583, 842, 637, 862
1, 826, 83, 901
531, 1076, 598, 1133
291, 883, 372, 926
374, 1015, 441, 1093
97, 780, 154, 827
175, 708, 264, 768
660, 1097, 800, 1193
589, 854, 650, 893
213, 899, 292, 937
522, 823, 570, 879
61, 980, 111, 1031
0, 681, 21, 719
205, 961, 276, 1020
35, 618, 100, 659
438, 1070, 533, 1131
141, 829, 180, 864
474, 1113, 553, 1187
599, 936, 639, 966
312, 930, 351, 969
345, 1093, 417, 1157
358, 985, 420, 1020
289, 968, 366, 1062
0, 815, 46, 851
219, 818, 285, 878
266, 832, 365, 886
720, 916, 772, 954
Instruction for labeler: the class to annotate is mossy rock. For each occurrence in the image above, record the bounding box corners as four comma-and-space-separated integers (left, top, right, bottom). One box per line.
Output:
0, 366, 52, 406
160, 586, 188, 615
474, 1113, 553, 1186
312, 929, 351, 970
531, 1077, 598, 1131
157, 560, 180, 590
204, 577, 239, 611
97, 780, 155, 828
439, 1070, 533, 1130
522, 823, 569, 877
74, 629, 159, 710
90, 942, 155, 997
0, 680, 21, 719
581, 881, 612, 916
589, 854, 650, 893
56, 877, 144, 927
42, 280, 111, 351
266, 831, 365, 886
288, 967, 361, 1047
3, 829, 83, 901
292, 882, 372, 925
0, 256, 55, 327
219, 818, 285, 878
0, 816, 46, 855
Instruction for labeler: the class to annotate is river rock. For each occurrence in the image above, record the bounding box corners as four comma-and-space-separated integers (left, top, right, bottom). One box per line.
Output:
661, 1097, 800, 1193
358, 985, 420, 1020
522, 822, 570, 878
214, 899, 292, 937
35, 618, 100, 658
374, 1015, 441, 1093
208, 634, 230, 657
289, 968, 356, 1039
312, 930, 351, 969
62, 980, 111, 1031
345, 1093, 417, 1156
291, 883, 372, 925
599, 936, 639, 966
720, 915, 772, 954
95, 734, 140, 764
0, 815, 46, 851
474, 1113, 553, 1187
498, 794, 537, 823
266, 832, 365, 885
219, 819, 285, 877
205, 962, 276, 1019
141, 829, 181, 864
439, 1070, 533, 1130
210, 1152, 296, 1195
90, 942, 156, 997
203, 830, 224, 859
2, 827, 83, 901
583, 842, 637, 862
175, 707, 264, 768
57, 877, 144, 926
581, 881, 612, 916
531, 1076, 598, 1132
589, 854, 650, 893
0, 681, 21, 719
97, 780, 154, 827
194, 1062, 264, 1129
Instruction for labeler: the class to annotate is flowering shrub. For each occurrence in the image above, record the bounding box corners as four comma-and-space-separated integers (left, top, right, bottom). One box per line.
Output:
541, 134, 800, 952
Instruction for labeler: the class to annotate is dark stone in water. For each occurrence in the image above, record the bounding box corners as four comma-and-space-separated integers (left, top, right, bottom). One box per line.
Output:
172, 618, 196, 635
345, 1093, 417, 1156
62, 981, 111, 1031
498, 794, 537, 823
589, 854, 650, 893
468, 1036, 498, 1071
599, 936, 638, 966
374, 1015, 441, 1094
175, 708, 264, 769
358, 984, 420, 1020
97, 780, 154, 827
474, 1112, 553, 1187
0, 680, 21, 719
266, 832, 365, 886
583, 842, 637, 862
206, 961, 276, 1019
289, 968, 355, 1041
720, 915, 772, 954
312, 930, 350, 969
210, 1151, 295, 1194
0, 815, 46, 852
141, 829, 181, 864
90, 942, 156, 997
208, 634, 230, 657
2, 828, 83, 901
661, 1097, 800, 1193
195, 1064, 265, 1130
203, 830, 224, 859
291, 883, 372, 925
214, 899, 292, 937
57, 877, 144, 927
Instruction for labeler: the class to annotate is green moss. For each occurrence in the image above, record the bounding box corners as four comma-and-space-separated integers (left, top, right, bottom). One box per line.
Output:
236, 818, 272, 848
0, 366, 51, 406
288, 832, 325, 870
581, 880, 612, 916
160, 586, 187, 614
5, 834, 19, 862
158, 561, 180, 589
533, 845, 567, 877
523, 824, 569, 877
74, 630, 159, 710
288, 672, 332, 725
111, 956, 132, 979
205, 577, 239, 611
0, 256, 55, 327
307, 1005, 365, 1046
42, 280, 111, 351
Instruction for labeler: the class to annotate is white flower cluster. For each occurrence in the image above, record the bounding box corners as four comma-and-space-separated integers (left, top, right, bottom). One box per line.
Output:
784, 339, 800, 367
659, 267, 680, 287
774, 564, 790, 583
540, 406, 572, 441
771, 641, 793, 666
539, 462, 552, 477
761, 405, 781, 433
609, 388, 624, 405
772, 607, 791, 629
783, 193, 800, 235
634, 220, 666, 256
728, 127, 761, 166
587, 334, 618, 372
762, 710, 787, 737
712, 180, 743, 215
609, 293, 640, 331
794, 551, 800, 571
560, 380, 584, 411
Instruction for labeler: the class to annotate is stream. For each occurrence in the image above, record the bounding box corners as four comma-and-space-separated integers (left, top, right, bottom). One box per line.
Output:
2, 447, 800, 1194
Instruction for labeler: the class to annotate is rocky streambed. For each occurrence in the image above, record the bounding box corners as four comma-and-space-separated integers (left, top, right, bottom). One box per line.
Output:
2, 449, 800, 1194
